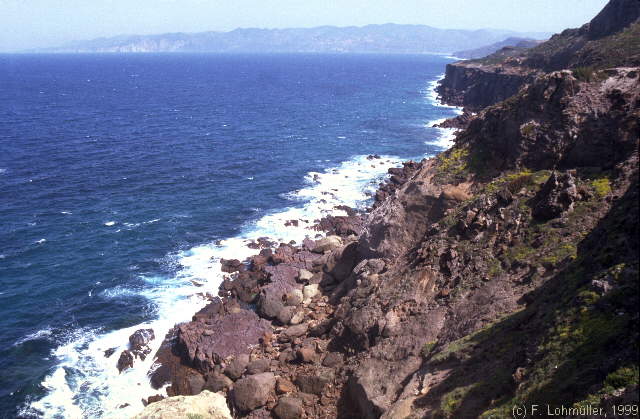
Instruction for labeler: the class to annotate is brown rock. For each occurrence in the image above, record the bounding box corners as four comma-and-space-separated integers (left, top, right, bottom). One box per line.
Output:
232, 372, 276, 413
116, 350, 134, 373
205, 372, 234, 392
225, 354, 250, 380
284, 323, 308, 338
273, 396, 304, 419
322, 352, 343, 368
246, 358, 270, 375
297, 346, 316, 363
324, 242, 359, 282
295, 373, 331, 395
143, 394, 164, 406
176, 309, 270, 374
276, 377, 296, 394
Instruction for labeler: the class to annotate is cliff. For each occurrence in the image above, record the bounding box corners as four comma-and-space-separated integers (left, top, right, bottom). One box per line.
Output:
130, 69, 638, 419
436, 0, 640, 110
122, 2, 639, 418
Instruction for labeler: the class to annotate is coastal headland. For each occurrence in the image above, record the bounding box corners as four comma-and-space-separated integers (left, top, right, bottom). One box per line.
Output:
127, 1, 640, 417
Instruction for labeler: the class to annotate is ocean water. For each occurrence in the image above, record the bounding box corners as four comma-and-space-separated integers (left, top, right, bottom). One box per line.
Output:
0, 53, 460, 418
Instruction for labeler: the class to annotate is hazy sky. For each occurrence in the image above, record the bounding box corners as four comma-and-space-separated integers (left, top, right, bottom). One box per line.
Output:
1, 0, 609, 51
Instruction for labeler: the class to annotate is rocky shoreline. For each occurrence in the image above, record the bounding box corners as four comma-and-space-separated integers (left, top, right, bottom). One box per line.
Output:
126, 2, 639, 417
112, 157, 424, 418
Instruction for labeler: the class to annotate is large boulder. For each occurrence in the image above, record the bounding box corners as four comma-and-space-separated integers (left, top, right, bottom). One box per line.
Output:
295, 372, 332, 395
176, 309, 271, 373
273, 396, 304, 419
232, 372, 276, 413
312, 236, 343, 253
224, 354, 250, 380
133, 390, 231, 419
258, 264, 301, 319
324, 241, 359, 281
532, 171, 578, 220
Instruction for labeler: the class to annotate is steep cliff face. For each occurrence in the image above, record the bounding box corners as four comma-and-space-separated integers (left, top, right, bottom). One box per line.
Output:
435, 63, 534, 110
342, 67, 639, 418
437, 0, 640, 110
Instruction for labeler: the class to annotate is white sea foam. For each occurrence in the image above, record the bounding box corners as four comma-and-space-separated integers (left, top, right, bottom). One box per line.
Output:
13, 327, 54, 347
61, 211, 73, 215
103, 221, 116, 227
424, 74, 464, 150
30, 72, 462, 419
29, 152, 403, 419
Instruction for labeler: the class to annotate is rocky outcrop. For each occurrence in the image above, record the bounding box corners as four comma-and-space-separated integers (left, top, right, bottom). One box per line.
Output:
457, 68, 640, 173
437, 0, 639, 111
133, 390, 231, 419
116, 328, 155, 372
436, 63, 534, 110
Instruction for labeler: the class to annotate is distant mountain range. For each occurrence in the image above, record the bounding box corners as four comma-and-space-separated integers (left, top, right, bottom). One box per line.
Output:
32, 24, 551, 54
453, 37, 543, 59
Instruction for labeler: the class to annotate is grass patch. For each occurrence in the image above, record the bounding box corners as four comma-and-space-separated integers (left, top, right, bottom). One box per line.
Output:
421, 340, 438, 357
440, 384, 479, 418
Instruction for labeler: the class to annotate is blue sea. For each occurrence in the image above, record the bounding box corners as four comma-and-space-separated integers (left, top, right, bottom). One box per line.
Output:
0, 53, 460, 418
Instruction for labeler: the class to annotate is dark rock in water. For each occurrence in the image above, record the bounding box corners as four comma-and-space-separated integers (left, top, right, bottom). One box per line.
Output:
104, 347, 117, 358
220, 258, 244, 273
116, 350, 134, 373
129, 328, 155, 361
273, 396, 304, 419
129, 328, 154, 352
532, 172, 578, 220
232, 372, 276, 412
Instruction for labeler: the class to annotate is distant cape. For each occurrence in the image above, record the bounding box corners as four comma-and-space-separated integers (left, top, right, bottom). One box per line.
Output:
32, 24, 551, 54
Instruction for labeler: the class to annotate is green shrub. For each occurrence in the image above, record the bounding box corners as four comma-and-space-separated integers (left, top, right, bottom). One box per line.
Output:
591, 178, 611, 197
421, 340, 438, 357
572, 66, 595, 82
604, 365, 639, 391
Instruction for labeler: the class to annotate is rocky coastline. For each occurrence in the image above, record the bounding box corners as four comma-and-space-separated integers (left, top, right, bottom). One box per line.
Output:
127, 2, 639, 417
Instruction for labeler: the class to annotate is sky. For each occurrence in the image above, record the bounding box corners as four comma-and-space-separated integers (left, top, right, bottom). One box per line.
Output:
1, 0, 609, 51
